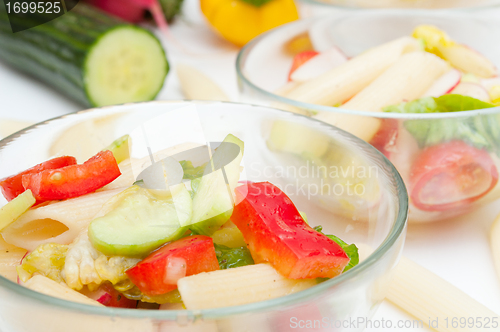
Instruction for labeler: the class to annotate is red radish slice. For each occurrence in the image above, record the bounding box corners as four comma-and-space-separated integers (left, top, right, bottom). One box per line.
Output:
88, 0, 148, 22
290, 47, 348, 83
422, 69, 461, 97
449, 82, 491, 102
288, 51, 318, 81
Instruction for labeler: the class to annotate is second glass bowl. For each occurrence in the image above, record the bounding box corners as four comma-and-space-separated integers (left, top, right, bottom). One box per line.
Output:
237, 11, 500, 223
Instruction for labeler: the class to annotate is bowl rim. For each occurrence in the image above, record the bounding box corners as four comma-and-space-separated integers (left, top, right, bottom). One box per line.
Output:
236, 12, 500, 120
298, 0, 500, 10
0, 100, 408, 320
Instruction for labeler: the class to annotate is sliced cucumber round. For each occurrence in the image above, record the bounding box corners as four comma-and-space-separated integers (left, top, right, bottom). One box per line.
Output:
84, 26, 168, 107
89, 184, 192, 257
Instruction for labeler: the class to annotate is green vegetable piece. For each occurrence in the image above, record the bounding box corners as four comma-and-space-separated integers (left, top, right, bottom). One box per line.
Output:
384, 95, 500, 153
313, 225, 359, 272
299, 211, 308, 224
214, 244, 254, 269
17, 243, 68, 283
159, 0, 184, 22
189, 134, 244, 236
180, 160, 207, 180
122, 286, 183, 304
88, 185, 192, 257
104, 135, 130, 164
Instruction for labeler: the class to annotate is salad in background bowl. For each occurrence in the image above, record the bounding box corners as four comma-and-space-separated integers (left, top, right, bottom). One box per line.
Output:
299, 0, 500, 11
237, 11, 500, 222
0, 101, 407, 332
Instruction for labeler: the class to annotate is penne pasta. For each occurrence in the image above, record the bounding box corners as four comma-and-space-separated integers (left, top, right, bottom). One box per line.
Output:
386, 257, 499, 332
2, 188, 125, 251
314, 51, 449, 141
283, 36, 421, 107
24, 275, 103, 306
178, 263, 317, 310
0, 248, 27, 282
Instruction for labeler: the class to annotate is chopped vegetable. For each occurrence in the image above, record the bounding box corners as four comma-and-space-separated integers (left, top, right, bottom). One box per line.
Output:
0, 156, 77, 202
214, 244, 254, 269
104, 135, 130, 164
121, 287, 183, 304
81, 282, 137, 308
0, 190, 35, 231
190, 134, 244, 235
385, 95, 500, 153
179, 160, 207, 180
313, 225, 359, 272
231, 182, 349, 279
126, 235, 219, 296
17, 243, 69, 284
88, 185, 192, 257
288, 51, 319, 81
200, 0, 299, 47
22, 151, 121, 202
210, 221, 246, 248
410, 140, 498, 211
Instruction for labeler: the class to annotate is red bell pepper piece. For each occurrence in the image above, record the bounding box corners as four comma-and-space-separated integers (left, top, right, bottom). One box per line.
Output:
410, 140, 498, 211
126, 235, 220, 296
21, 150, 121, 202
231, 182, 349, 279
0, 156, 77, 201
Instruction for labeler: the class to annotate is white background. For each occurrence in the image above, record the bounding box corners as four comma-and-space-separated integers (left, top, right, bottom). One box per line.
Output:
1, 1, 500, 331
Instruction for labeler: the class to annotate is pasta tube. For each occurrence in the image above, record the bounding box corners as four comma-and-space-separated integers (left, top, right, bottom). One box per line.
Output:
0, 248, 27, 282
24, 275, 103, 306
490, 212, 500, 283
283, 36, 420, 106
314, 51, 449, 141
2, 188, 125, 251
178, 263, 317, 309
386, 257, 499, 332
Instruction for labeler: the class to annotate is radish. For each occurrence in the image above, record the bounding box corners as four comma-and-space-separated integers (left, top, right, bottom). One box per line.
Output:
290, 47, 348, 83
450, 82, 491, 102
422, 69, 461, 97
80, 283, 137, 308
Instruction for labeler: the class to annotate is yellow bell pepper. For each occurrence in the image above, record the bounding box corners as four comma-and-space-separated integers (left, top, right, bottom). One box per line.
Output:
201, 0, 299, 47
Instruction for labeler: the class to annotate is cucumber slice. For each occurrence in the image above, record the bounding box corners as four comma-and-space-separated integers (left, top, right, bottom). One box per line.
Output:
84, 26, 168, 107
190, 134, 244, 235
0, 190, 35, 231
88, 184, 192, 257
105, 135, 131, 164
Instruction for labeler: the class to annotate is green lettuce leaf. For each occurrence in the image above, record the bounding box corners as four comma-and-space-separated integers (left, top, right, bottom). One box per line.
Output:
214, 244, 254, 270
313, 225, 359, 272
384, 95, 500, 153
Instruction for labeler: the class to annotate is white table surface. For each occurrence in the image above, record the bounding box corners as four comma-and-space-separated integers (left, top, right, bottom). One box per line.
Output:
1, 1, 500, 331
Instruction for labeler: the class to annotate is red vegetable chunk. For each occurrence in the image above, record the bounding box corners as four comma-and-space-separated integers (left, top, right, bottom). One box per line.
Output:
0, 156, 77, 201
288, 51, 319, 81
231, 182, 349, 279
410, 140, 498, 211
82, 283, 137, 308
369, 118, 399, 158
21, 150, 120, 202
126, 235, 220, 296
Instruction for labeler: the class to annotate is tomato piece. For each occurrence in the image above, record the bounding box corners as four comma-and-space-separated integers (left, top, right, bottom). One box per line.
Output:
369, 118, 399, 158
126, 235, 219, 296
288, 51, 319, 81
410, 140, 498, 211
21, 151, 120, 202
81, 283, 137, 308
231, 182, 349, 279
0, 156, 77, 201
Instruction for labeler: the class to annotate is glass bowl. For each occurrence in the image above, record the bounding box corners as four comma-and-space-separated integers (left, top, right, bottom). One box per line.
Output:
237, 11, 500, 223
300, 0, 500, 10
0, 101, 407, 332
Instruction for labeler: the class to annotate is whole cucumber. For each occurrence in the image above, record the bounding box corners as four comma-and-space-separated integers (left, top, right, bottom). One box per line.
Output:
0, 2, 168, 107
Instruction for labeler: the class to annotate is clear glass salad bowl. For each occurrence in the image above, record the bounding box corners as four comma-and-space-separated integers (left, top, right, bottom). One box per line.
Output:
237, 11, 500, 223
0, 101, 407, 332
299, 0, 500, 10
